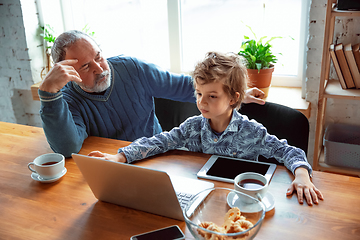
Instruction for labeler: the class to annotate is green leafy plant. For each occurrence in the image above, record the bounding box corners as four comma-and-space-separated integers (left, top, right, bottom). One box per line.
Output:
238, 25, 282, 72
82, 24, 95, 37
40, 24, 96, 48
40, 24, 56, 49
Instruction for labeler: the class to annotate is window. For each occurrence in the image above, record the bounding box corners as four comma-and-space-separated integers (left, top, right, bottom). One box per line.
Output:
39, 0, 309, 87
178, 0, 309, 87
60, 0, 170, 69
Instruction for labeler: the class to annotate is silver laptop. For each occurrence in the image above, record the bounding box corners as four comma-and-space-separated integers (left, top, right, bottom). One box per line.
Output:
72, 153, 214, 220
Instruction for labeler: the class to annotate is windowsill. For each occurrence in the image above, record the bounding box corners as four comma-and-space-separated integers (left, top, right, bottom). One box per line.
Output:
31, 82, 310, 118
266, 86, 310, 119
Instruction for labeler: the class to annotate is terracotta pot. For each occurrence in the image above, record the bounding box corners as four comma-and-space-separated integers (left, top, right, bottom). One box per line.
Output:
246, 67, 274, 98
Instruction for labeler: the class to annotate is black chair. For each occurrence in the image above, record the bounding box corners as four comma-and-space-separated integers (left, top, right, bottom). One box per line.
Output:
154, 98, 200, 132
154, 98, 309, 165
238, 102, 309, 165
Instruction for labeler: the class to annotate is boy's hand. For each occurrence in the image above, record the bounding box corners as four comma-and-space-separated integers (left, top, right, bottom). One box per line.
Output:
286, 167, 324, 206
88, 151, 127, 163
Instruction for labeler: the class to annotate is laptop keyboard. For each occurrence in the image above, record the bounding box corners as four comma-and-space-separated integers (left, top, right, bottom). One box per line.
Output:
176, 192, 194, 209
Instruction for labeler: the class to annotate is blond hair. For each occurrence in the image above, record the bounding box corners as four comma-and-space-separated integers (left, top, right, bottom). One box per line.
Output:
192, 52, 247, 110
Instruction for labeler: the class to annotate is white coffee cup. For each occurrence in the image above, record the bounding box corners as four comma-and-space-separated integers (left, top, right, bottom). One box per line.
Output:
234, 172, 268, 203
28, 153, 65, 179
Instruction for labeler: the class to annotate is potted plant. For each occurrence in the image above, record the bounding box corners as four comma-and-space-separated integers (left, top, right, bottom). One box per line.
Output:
40, 24, 56, 79
238, 26, 281, 98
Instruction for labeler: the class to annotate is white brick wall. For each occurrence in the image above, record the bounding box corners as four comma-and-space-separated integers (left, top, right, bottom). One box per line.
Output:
0, 0, 41, 126
0, 0, 359, 166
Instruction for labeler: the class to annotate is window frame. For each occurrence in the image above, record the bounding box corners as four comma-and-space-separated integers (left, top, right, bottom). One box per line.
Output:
38, 0, 309, 95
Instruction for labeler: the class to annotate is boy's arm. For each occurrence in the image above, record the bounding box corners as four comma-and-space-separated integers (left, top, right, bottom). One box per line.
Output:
118, 122, 190, 163
275, 144, 312, 176
252, 126, 312, 175
252, 126, 323, 205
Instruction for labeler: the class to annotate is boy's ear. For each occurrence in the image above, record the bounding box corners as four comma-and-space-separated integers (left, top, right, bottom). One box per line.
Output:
230, 92, 240, 104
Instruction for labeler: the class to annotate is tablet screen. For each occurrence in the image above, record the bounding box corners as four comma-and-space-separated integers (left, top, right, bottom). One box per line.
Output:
207, 157, 270, 179
197, 155, 277, 183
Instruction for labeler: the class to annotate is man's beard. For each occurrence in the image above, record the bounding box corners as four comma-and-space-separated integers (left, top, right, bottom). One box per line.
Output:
78, 70, 111, 93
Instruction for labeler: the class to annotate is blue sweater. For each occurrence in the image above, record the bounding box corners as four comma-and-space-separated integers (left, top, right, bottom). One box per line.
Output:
39, 55, 195, 157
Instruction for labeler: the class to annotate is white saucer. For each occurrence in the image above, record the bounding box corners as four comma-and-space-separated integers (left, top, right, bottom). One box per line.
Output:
227, 191, 275, 213
31, 168, 67, 183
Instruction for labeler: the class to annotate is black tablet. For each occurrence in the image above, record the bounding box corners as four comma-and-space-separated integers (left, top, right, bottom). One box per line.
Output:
197, 155, 277, 183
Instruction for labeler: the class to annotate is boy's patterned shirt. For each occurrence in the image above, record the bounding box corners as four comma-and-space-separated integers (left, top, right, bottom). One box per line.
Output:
119, 110, 312, 175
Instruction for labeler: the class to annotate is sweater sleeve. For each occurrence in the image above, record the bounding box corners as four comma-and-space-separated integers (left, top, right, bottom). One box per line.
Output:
118, 120, 191, 163
252, 125, 312, 175
39, 89, 87, 157
133, 58, 196, 103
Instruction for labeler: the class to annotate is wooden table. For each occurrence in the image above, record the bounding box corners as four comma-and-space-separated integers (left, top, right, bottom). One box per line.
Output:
1, 122, 359, 239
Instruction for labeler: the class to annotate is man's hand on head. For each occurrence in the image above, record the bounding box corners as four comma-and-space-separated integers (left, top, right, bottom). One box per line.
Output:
39, 59, 82, 93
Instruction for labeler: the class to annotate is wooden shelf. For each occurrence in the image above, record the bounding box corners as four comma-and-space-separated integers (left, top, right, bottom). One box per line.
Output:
313, 0, 360, 176
332, 11, 360, 17
332, 10, 360, 17
324, 80, 360, 100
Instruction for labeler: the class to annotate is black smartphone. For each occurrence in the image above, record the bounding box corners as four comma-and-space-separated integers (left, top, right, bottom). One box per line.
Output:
130, 225, 185, 240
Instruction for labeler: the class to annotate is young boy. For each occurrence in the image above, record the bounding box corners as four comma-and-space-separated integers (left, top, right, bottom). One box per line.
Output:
89, 52, 323, 206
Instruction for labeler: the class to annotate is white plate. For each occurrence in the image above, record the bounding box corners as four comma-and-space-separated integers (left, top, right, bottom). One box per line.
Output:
31, 168, 67, 183
227, 191, 275, 213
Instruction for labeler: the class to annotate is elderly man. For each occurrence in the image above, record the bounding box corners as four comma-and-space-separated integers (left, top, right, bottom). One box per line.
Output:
39, 30, 265, 157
